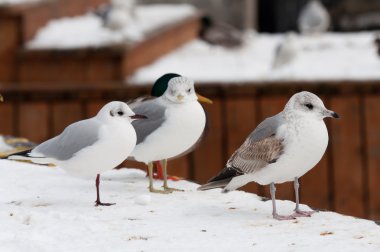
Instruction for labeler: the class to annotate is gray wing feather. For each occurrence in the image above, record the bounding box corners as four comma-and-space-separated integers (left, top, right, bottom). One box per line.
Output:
227, 113, 285, 174
131, 99, 166, 145
34, 118, 101, 160
127, 95, 155, 110
249, 113, 283, 142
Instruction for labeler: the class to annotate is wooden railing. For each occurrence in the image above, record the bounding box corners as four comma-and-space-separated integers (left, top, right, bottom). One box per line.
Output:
1, 80, 380, 220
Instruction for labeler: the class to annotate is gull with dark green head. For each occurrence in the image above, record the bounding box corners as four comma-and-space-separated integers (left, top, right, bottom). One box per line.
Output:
128, 73, 212, 193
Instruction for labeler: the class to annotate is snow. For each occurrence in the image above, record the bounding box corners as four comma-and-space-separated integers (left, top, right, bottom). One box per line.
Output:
134, 194, 151, 206
129, 32, 380, 83
0, 0, 42, 5
27, 4, 197, 49
1, 159, 380, 251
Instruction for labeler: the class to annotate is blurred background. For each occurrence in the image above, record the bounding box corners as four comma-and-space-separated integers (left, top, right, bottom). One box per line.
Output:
0, 0, 379, 220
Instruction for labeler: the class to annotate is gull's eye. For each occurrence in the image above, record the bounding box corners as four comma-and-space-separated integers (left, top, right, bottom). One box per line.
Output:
117, 111, 124, 116
187, 88, 191, 93
305, 103, 313, 110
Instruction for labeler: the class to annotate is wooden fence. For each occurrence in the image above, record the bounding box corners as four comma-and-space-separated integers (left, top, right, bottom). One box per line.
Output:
1, 80, 380, 220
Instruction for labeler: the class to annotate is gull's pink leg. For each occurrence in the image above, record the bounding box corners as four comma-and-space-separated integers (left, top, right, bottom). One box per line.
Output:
291, 177, 315, 218
270, 183, 296, 220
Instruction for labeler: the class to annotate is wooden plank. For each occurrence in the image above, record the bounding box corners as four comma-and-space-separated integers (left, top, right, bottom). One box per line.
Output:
85, 100, 105, 118
18, 102, 49, 143
120, 160, 146, 171
0, 17, 19, 82
225, 97, 260, 194
0, 101, 14, 135
300, 155, 330, 210
18, 59, 86, 83
364, 96, 380, 220
123, 15, 201, 76
330, 96, 364, 217
259, 95, 294, 201
192, 99, 224, 184
52, 102, 83, 136
86, 57, 120, 82
168, 155, 190, 179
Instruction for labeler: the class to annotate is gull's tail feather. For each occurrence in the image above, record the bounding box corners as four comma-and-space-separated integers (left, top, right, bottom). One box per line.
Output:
1, 149, 31, 159
4, 149, 56, 167
197, 166, 245, 192
197, 178, 232, 191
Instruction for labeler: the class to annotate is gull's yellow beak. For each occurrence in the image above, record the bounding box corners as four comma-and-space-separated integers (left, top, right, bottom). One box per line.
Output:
177, 94, 184, 102
196, 93, 213, 104
0, 94, 3, 102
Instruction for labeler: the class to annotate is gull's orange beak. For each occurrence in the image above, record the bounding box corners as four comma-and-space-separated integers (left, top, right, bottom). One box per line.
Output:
177, 94, 184, 102
196, 93, 213, 104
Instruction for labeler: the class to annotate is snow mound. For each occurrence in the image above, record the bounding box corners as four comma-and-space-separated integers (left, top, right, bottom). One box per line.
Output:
0, 0, 41, 5
0, 160, 379, 251
129, 32, 380, 83
27, 4, 197, 49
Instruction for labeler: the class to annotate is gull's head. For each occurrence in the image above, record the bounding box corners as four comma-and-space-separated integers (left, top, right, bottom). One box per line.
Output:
151, 73, 181, 97
152, 73, 213, 104
163, 76, 197, 104
98, 101, 147, 122
285, 91, 339, 120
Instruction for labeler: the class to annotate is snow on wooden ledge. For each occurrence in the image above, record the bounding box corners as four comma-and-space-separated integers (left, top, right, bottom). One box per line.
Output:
0, 160, 379, 251
128, 32, 380, 84
0, 0, 42, 5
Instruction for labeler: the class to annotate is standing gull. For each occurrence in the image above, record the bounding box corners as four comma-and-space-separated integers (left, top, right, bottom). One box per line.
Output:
129, 73, 212, 180
97, 0, 136, 31
198, 91, 339, 220
199, 16, 244, 48
129, 73, 212, 193
272, 33, 298, 69
0, 135, 36, 158
6, 101, 146, 206
298, 0, 330, 35
375, 34, 380, 57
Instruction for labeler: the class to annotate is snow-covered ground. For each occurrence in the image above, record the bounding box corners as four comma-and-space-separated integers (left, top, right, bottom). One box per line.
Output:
1, 159, 379, 251
129, 32, 380, 83
27, 4, 197, 49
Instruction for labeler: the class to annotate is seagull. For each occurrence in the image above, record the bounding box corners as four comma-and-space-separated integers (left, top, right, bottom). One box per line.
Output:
199, 16, 244, 48
129, 73, 212, 193
272, 33, 298, 69
375, 34, 380, 57
6, 101, 146, 206
95, 0, 136, 31
298, 0, 330, 35
0, 94, 3, 102
129, 73, 212, 181
198, 91, 339, 220
0, 135, 36, 158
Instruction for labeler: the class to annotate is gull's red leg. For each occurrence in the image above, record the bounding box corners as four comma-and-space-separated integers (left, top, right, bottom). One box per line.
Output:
95, 174, 115, 207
